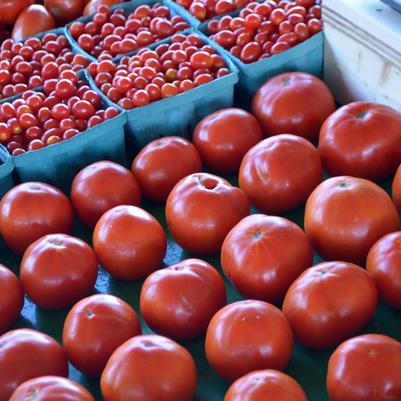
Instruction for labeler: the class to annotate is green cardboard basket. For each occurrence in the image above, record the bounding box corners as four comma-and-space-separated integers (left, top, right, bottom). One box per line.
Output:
0, 144, 15, 198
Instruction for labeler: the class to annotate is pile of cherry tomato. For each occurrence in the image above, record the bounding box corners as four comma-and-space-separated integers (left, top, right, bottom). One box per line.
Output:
88, 32, 230, 109
208, 0, 322, 63
69, 3, 190, 59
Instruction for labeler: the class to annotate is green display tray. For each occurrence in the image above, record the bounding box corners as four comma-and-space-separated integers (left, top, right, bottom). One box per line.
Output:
1, 173, 401, 401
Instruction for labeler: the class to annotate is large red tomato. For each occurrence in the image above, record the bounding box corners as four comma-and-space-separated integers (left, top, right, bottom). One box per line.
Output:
71, 161, 141, 229
239, 134, 322, 214
305, 176, 400, 265
0, 264, 24, 334
63, 294, 142, 377
205, 300, 293, 382
20, 234, 98, 310
392, 164, 401, 213
166, 173, 249, 254
282, 262, 378, 349
83, 0, 124, 16
319, 102, 401, 181
44, 0, 85, 23
192, 108, 264, 174
327, 334, 401, 401
9, 376, 95, 401
0, 0, 34, 25
0, 182, 74, 254
224, 370, 308, 401
221, 214, 313, 303
93, 205, 167, 280
101, 335, 197, 401
140, 258, 226, 340
131, 136, 202, 202
367, 232, 401, 309
12, 5, 56, 42
252, 72, 336, 141
0, 329, 68, 401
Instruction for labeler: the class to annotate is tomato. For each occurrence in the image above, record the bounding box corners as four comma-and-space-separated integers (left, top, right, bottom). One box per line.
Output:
283, 261, 378, 349
9, 376, 95, 401
166, 173, 249, 254
0, 264, 24, 334
305, 176, 400, 265
0, 0, 34, 25
93, 205, 167, 280
205, 300, 293, 382
101, 335, 197, 401
392, 164, 401, 213
252, 72, 336, 141
239, 134, 322, 214
71, 161, 141, 229
0, 182, 74, 254
131, 136, 202, 202
12, 5, 56, 43
44, 0, 85, 23
0, 329, 68, 401
221, 214, 312, 303
20, 234, 98, 310
63, 294, 142, 377
83, 0, 124, 16
327, 334, 401, 401
224, 370, 308, 401
318, 102, 401, 181
140, 258, 226, 340
192, 108, 264, 174
367, 232, 401, 309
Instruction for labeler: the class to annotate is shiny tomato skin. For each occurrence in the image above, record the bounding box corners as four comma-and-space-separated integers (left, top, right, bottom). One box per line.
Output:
93, 205, 167, 280
224, 370, 308, 401
239, 134, 322, 214
9, 376, 95, 401
132, 136, 202, 202
221, 214, 313, 304
392, 164, 401, 213
305, 176, 400, 265
192, 108, 264, 174
367, 232, 401, 309
283, 262, 378, 349
63, 294, 142, 377
44, 0, 85, 23
252, 72, 335, 141
319, 102, 401, 181
0, 329, 68, 401
20, 234, 98, 310
71, 161, 141, 229
0, 0, 35, 25
12, 5, 56, 42
166, 173, 250, 254
140, 258, 226, 340
0, 182, 74, 254
205, 300, 293, 382
327, 334, 401, 401
100, 335, 197, 401
0, 264, 24, 334
83, 0, 124, 16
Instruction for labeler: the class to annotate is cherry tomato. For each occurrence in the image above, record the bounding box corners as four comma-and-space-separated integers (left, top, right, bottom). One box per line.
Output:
131, 136, 202, 202
221, 214, 313, 303
140, 258, 226, 340
83, 0, 124, 17
205, 300, 293, 382
252, 72, 336, 141
393, 164, 401, 213
224, 370, 308, 401
240, 42, 262, 63
63, 294, 142, 377
101, 335, 197, 401
71, 161, 141, 229
327, 334, 401, 401
0, 182, 74, 254
193, 108, 264, 174
44, 0, 85, 23
319, 102, 401, 181
0, 329, 68, 401
0, 264, 24, 334
166, 173, 250, 254
93, 205, 167, 280
305, 176, 400, 265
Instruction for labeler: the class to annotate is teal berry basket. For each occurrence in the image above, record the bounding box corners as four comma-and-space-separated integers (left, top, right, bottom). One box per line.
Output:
0, 144, 15, 198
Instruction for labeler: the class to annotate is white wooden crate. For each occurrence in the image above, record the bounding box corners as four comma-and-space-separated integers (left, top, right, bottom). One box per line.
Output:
323, 0, 401, 111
